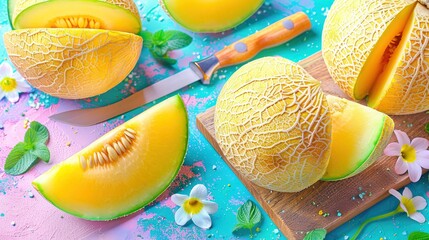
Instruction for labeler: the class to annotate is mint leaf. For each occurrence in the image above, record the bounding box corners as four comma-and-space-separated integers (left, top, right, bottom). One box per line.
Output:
4, 121, 50, 175
29, 121, 49, 143
409, 231, 429, 240
139, 31, 153, 48
141, 29, 192, 65
165, 30, 192, 50
304, 229, 326, 240
233, 200, 262, 235
4, 143, 39, 175
31, 143, 50, 163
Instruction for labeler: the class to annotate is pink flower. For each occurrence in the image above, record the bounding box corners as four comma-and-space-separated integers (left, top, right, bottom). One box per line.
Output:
389, 187, 427, 223
384, 130, 429, 182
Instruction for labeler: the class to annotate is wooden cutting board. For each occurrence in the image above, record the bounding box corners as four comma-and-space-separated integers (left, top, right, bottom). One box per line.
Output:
196, 52, 429, 240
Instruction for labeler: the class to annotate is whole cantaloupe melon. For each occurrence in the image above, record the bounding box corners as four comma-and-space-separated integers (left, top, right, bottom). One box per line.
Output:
214, 57, 332, 192
4, 0, 143, 99
323, 0, 429, 114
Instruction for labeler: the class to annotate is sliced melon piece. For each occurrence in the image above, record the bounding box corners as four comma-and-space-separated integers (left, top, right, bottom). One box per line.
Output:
160, 0, 263, 33
322, 95, 394, 181
4, 28, 142, 99
11, 0, 141, 34
32, 95, 188, 221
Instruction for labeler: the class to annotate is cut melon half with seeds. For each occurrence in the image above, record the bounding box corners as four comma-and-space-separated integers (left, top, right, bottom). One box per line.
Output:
9, 0, 141, 33
321, 95, 394, 181
32, 95, 188, 220
323, 0, 429, 114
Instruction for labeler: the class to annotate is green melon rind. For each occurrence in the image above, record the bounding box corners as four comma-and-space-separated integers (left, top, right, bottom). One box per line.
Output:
159, 0, 264, 33
7, 0, 16, 29
33, 95, 188, 221
321, 115, 394, 181
12, 0, 141, 33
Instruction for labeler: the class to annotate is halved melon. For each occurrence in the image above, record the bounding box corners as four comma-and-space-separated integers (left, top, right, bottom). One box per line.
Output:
32, 95, 188, 220
322, 95, 394, 181
4, 28, 142, 99
9, 0, 141, 34
160, 0, 263, 33
323, 0, 429, 114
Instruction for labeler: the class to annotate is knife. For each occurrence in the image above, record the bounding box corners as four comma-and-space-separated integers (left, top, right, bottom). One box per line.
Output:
50, 12, 311, 126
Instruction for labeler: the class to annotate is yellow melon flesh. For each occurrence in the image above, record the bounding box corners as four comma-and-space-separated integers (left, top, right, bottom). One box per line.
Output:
4, 28, 142, 99
322, 95, 394, 181
11, 0, 141, 33
214, 57, 332, 192
32, 95, 188, 220
160, 0, 263, 33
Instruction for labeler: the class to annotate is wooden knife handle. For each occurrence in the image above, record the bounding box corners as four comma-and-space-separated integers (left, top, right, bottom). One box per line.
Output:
214, 12, 311, 68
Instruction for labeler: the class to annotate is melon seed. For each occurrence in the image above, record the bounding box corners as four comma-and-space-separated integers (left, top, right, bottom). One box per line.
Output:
53, 17, 102, 29
80, 156, 87, 170
126, 128, 136, 134
92, 152, 99, 166
117, 140, 126, 153
122, 137, 131, 148
113, 142, 122, 154
100, 151, 109, 163
107, 146, 118, 161
97, 152, 103, 165
124, 130, 135, 139
88, 156, 94, 168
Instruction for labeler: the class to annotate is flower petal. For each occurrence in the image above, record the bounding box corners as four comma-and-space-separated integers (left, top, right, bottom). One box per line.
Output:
400, 202, 409, 214
389, 188, 402, 201
171, 194, 188, 206
417, 151, 429, 169
5, 91, 19, 103
412, 196, 427, 210
408, 163, 422, 182
394, 130, 411, 146
402, 187, 413, 199
410, 212, 426, 223
0, 62, 13, 77
16, 80, 32, 93
384, 142, 401, 156
202, 200, 218, 214
395, 158, 408, 175
191, 209, 212, 229
190, 184, 208, 199
174, 207, 191, 226
411, 138, 429, 151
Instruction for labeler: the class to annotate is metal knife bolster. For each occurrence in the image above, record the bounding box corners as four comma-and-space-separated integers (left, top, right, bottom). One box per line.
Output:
190, 56, 220, 85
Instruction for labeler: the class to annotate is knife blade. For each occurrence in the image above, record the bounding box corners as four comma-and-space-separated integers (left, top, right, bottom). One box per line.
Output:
50, 12, 311, 126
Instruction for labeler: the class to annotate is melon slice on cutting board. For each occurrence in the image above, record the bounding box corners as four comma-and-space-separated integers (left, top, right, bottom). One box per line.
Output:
322, 95, 394, 181
323, 0, 429, 114
32, 95, 188, 220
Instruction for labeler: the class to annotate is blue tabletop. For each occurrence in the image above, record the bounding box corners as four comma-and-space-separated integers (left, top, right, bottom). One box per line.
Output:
0, 0, 428, 239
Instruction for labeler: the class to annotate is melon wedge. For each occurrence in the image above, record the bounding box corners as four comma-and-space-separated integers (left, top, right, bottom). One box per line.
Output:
160, 0, 263, 33
4, 28, 142, 99
32, 95, 188, 220
322, 95, 394, 181
322, 0, 429, 114
9, 0, 141, 34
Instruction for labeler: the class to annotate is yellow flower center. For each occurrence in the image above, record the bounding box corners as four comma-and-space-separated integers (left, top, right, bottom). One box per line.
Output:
401, 144, 417, 163
401, 196, 416, 215
0, 77, 17, 92
183, 198, 203, 214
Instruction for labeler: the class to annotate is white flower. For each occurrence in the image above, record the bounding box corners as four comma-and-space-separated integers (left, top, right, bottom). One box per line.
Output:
389, 187, 427, 223
384, 130, 429, 182
171, 184, 218, 229
0, 62, 32, 103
